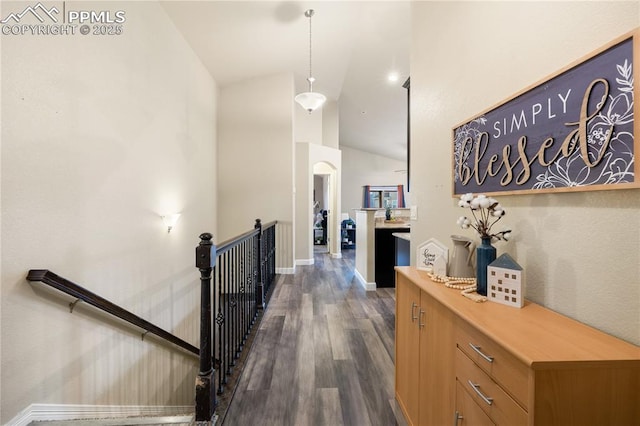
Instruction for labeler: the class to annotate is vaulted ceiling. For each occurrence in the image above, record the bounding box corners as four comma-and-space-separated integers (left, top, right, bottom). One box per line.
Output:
161, 1, 410, 161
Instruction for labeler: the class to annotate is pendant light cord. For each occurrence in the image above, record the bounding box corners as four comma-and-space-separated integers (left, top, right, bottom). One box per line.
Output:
309, 11, 312, 81
306, 9, 314, 90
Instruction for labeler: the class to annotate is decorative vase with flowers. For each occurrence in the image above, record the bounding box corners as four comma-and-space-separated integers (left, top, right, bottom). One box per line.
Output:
456, 193, 512, 296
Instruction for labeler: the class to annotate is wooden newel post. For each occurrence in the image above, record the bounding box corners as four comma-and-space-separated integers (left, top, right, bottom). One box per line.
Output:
254, 219, 265, 310
195, 233, 215, 423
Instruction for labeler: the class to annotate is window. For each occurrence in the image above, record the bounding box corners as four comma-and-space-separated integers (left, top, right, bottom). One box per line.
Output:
362, 185, 406, 208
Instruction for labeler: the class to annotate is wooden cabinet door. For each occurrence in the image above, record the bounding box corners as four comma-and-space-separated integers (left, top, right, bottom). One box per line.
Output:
396, 274, 421, 425
419, 291, 456, 426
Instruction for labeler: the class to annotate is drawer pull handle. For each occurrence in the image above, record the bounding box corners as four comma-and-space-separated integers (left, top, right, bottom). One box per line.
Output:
469, 343, 494, 363
467, 380, 493, 406
419, 309, 425, 328
411, 302, 418, 322
453, 410, 463, 426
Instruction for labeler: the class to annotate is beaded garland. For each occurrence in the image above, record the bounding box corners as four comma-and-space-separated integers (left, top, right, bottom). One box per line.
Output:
426, 271, 487, 303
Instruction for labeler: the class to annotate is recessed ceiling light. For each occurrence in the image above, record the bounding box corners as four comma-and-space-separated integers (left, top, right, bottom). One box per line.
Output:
388, 72, 399, 82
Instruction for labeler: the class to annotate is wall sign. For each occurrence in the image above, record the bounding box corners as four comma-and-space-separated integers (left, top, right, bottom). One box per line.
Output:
453, 29, 639, 196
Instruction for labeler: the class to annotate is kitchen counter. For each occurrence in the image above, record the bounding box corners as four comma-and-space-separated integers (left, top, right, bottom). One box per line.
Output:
355, 209, 411, 290
392, 232, 410, 241
375, 221, 411, 229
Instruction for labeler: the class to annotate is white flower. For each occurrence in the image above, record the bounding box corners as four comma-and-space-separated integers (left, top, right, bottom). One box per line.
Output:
461, 193, 474, 202
457, 216, 471, 229
455, 193, 513, 241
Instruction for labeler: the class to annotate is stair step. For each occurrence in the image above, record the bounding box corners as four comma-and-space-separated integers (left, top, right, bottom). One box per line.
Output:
31, 415, 194, 425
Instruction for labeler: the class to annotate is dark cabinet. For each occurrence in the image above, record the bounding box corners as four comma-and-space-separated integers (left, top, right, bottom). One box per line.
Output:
395, 235, 410, 267
375, 227, 408, 287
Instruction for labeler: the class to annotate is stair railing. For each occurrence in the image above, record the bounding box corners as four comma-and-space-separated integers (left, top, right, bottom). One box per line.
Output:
25, 270, 199, 356
195, 219, 277, 424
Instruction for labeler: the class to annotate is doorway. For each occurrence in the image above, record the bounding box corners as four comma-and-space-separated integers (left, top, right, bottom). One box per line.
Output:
313, 161, 340, 259
313, 173, 329, 253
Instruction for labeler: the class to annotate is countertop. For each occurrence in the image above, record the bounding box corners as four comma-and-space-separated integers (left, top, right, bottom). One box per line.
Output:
375, 221, 411, 229
392, 232, 410, 241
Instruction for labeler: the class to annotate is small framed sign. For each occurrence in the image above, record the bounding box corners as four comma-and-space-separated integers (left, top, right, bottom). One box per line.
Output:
416, 238, 448, 275
453, 28, 639, 196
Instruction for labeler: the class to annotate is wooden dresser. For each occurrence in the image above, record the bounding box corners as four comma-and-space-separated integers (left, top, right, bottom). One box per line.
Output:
395, 267, 640, 426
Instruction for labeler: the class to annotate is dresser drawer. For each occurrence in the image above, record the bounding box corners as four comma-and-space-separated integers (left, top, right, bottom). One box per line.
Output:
456, 379, 495, 426
456, 348, 528, 425
456, 320, 529, 409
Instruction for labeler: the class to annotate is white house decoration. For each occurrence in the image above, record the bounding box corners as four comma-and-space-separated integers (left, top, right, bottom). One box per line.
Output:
487, 253, 524, 308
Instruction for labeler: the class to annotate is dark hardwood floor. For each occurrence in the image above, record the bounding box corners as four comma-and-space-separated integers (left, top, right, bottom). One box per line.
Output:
222, 247, 407, 426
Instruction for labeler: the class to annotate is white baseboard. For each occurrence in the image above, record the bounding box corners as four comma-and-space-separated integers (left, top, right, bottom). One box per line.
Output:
330, 252, 343, 259
6, 404, 194, 426
295, 258, 314, 266
354, 268, 377, 291
276, 266, 295, 274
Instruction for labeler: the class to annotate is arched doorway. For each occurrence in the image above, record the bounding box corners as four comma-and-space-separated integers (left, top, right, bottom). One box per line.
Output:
294, 143, 342, 267
313, 161, 340, 258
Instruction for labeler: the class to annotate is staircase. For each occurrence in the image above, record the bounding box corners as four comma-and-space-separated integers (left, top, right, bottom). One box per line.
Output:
30, 415, 197, 425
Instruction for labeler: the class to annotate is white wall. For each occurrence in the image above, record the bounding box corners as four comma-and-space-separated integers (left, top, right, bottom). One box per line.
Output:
293, 98, 338, 149
322, 100, 339, 149
218, 73, 295, 271
341, 145, 407, 218
1, 1, 217, 422
295, 143, 312, 263
294, 144, 342, 263
293, 99, 340, 265
294, 101, 323, 146
411, 1, 640, 345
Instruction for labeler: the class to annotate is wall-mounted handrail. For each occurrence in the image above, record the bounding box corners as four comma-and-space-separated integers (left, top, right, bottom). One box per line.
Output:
26, 269, 199, 356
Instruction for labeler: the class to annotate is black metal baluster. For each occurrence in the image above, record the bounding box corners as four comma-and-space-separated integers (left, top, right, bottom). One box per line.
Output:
253, 233, 258, 321
251, 233, 257, 323
232, 245, 238, 364
269, 225, 276, 292
240, 239, 246, 349
236, 243, 240, 355
222, 252, 228, 390
255, 219, 265, 309
216, 258, 224, 395
235, 244, 240, 360
216, 251, 226, 395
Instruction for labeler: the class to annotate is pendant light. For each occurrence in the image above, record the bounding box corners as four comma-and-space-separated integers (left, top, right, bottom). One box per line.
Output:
295, 9, 326, 113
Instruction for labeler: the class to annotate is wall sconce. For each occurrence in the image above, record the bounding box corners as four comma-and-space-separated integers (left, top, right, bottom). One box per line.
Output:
161, 213, 181, 233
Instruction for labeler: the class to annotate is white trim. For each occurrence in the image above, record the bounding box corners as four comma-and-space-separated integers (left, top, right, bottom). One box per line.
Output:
276, 266, 295, 274
296, 258, 314, 266
6, 404, 194, 426
354, 268, 377, 291
330, 252, 342, 259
